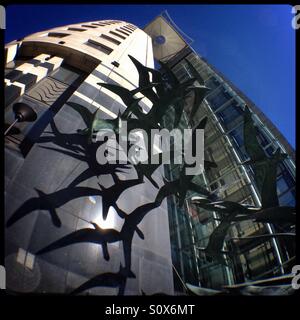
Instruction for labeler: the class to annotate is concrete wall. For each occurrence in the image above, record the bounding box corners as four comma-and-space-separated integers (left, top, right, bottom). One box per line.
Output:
5, 20, 174, 295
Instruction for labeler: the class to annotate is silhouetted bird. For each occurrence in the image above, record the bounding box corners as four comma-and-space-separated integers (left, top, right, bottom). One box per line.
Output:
185, 283, 223, 296
134, 148, 183, 189
191, 198, 259, 264
128, 55, 159, 104
66, 101, 121, 144
98, 82, 158, 110
158, 60, 180, 88
70, 264, 135, 295
6, 186, 104, 228
223, 274, 295, 296
182, 59, 210, 122
242, 105, 288, 209
156, 164, 213, 207
193, 198, 295, 227
65, 101, 97, 140
197, 212, 238, 265
192, 198, 259, 217
116, 201, 161, 273
97, 178, 143, 220
38, 119, 87, 154
234, 206, 296, 225
36, 221, 122, 261
161, 78, 196, 128
141, 64, 165, 98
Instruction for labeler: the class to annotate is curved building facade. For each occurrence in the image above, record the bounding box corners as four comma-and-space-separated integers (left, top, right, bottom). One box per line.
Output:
5, 20, 174, 295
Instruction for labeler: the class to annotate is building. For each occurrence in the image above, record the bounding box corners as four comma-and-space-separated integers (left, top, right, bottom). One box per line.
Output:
5, 19, 173, 295
4, 14, 295, 295
144, 13, 296, 292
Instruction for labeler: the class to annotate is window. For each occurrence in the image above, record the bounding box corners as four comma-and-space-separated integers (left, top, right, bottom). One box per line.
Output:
229, 125, 249, 160
255, 128, 270, 147
127, 24, 137, 30
48, 32, 69, 38
229, 125, 244, 147
276, 176, 290, 195
205, 77, 220, 91
82, 24, 98, 29
85, 39, 113, 55
100, 34, 121, 45
280, 168, 294, 188
265, 145, 275, 156
120, 26, 132, 33
206, 87, 232, 111
68, 27, 86, 32
279, 189, 295, 207
216, 101, 243, 131
109, 30, 126, 40
115, 29, 130, 36
126, 25, 136, 31
93, 22, 106, 26
124, 25, 133, 30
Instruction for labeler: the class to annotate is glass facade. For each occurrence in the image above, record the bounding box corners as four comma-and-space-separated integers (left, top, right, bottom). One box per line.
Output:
161, 50, 296, 292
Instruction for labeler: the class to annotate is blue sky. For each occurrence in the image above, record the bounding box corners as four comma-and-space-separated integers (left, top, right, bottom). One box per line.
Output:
5, 4, 295, 148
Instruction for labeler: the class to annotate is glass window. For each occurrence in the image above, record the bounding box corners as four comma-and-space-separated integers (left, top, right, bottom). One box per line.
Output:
216, 101, 243, 131
85, 40, 113, 55
48, 32, 69, 38
115, 29, 130, 36
276, 176, 290, 195
92, 22, 106, 26
100, 34, 121, 45
82, 24, 98, 29
205, 77, 220, 90
120, 26, 132, 33
230, 125, 244, 147
279, 190, 295, 207
68, 27, 87, 32
280, 168, 295, 189
255, 128, 270, 147
109, 30, 126, 40
229, 125, 249, 160
265, 145, 275, 156
206, 87, 232, 111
